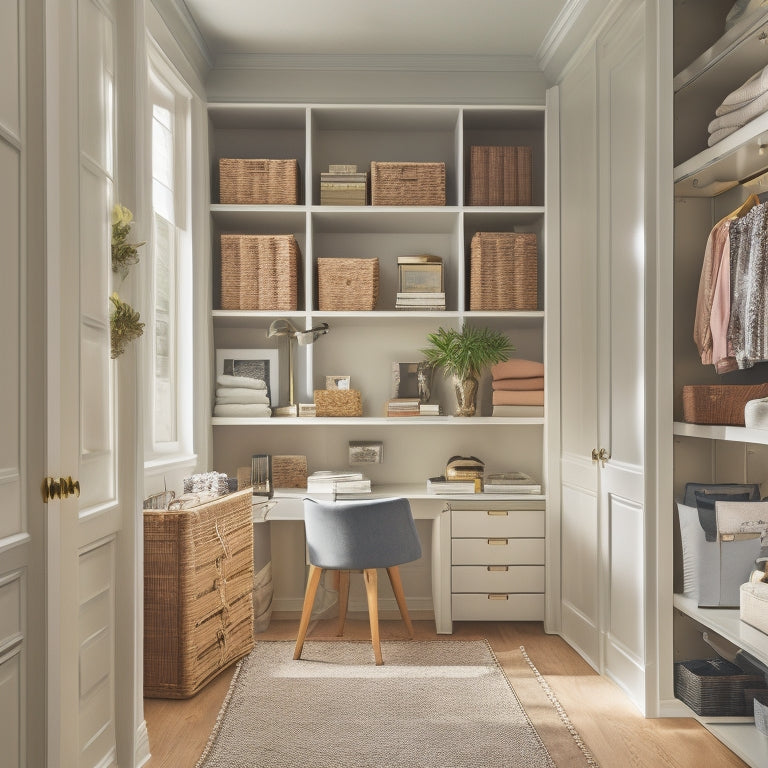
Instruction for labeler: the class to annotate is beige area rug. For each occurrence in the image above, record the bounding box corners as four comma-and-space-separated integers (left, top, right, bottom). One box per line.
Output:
196, 640, 598, 768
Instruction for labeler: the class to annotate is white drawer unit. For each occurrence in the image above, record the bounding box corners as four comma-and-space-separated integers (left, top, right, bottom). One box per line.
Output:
450, 506, 545, 621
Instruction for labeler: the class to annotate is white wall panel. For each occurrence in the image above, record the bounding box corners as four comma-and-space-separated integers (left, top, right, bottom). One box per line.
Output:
0, 650, 21, 768
0, 141, 21, 540
0, 0, 20, 139
79, 166, 110, 321
0, 573, 22, 644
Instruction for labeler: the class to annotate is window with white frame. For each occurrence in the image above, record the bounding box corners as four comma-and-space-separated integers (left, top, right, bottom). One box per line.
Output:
147, 59, 192, 460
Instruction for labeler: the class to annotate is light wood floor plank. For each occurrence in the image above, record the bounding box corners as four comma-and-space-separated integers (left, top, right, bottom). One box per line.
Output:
143, 620, 748, 768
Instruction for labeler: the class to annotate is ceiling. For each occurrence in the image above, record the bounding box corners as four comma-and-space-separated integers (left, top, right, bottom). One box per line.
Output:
180, 0, 573, 62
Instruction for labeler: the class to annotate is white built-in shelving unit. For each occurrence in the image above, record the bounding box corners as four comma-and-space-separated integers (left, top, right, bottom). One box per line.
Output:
673, 5, 768, 765
206, 101, 558, 623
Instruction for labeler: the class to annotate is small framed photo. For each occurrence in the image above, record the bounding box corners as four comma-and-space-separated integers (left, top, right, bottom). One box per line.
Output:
397, 255, 444, 293
326, 375, 351, 391
349, 440, 383, 464
216, 348, 279, 406
391, 361, 434, 402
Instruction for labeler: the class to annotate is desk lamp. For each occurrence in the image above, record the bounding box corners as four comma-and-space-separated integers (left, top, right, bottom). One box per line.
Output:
267, 319, 329, 415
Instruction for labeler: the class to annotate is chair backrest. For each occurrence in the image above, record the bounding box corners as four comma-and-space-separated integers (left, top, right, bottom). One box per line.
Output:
302, 497, 422, 570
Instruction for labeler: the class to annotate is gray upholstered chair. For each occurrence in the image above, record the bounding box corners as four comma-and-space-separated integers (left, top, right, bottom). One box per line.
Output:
293, 496, 422, 665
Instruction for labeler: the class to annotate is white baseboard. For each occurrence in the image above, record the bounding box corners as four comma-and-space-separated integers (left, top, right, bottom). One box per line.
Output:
135, 720, 151, 768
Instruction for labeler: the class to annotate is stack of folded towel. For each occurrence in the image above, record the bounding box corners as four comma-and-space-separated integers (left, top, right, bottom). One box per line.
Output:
708, 63, 768, 147
490, 359, 544, 416
213, 374, 272, 417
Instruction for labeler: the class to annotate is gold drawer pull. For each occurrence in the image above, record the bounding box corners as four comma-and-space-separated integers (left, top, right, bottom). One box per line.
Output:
488, 538, 508, 545
487, 565, 509, 572
487, 510, 509, 516
488, 594, 509, 600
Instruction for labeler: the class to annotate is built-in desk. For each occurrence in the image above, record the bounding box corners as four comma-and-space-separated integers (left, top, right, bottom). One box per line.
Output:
252, 484, 547, 635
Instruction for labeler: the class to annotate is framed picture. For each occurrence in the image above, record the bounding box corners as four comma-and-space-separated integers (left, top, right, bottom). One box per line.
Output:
391, 361, 435, 402
349, 441, 383, 464
216, 348, 279, 406
326, 374, 351, 391
397, 256, 444, 293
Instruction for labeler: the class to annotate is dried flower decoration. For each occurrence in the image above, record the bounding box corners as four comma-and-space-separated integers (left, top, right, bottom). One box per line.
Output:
110, 292, 144, 359
111, 203, 145, 280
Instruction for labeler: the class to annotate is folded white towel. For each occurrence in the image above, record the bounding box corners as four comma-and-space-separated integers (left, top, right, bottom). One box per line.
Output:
708, 88, 768, 133
213, 403, 272, 417
216, 374, 267, 390
708, 124, 740, 147
216, 387, 270, 398
216, 394, 271, 405
716, 63, 768, 115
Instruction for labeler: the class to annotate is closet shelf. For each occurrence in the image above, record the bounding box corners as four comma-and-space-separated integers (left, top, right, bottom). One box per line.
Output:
674, 110, 768, 196
673, 421, 768, 445
212, 416, 545, 427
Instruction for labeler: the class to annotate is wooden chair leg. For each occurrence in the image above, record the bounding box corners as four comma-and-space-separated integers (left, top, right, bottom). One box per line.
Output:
337, 569, 350, 636
363, 568, 382, 665
293, 564, 323, 660
386, 565, 414, 639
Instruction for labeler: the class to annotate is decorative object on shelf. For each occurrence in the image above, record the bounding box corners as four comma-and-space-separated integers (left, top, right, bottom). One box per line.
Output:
109, 292, 144, 359
111, 203, 145, 280
325, 375, 351, 391
320, 164, 368, 205
385, 398, 421, 417
745, 395, 768, 428
348, 441, 383, 464
491, 359, 544, 409
396, 254, 445, 310
445, 455, 485, 481
468, 145, 532, 206
218, 158, 299, 205
271, 455, 308, 489
298, 402, 316, 417
317, 257, 379, 311
682, 382, 768, 426
216, 348, 278, 409
267, 319, 330, 414
220, 234, 299, 310
470, 231, 538, 311
314, 389, 363, 417
421, 325, 514, 416
251, 454, 273, 498
391, 361, 435, 403
370, 161, 446, 206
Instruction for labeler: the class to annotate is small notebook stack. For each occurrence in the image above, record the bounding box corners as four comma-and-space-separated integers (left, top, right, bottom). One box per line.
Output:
385, 398, 421, 417
320, 164, 368, 206
306, 470, 371, 494
484, 472, 541, 494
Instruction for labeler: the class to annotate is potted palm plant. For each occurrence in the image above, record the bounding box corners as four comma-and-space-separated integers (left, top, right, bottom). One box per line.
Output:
421, 325, 514, 416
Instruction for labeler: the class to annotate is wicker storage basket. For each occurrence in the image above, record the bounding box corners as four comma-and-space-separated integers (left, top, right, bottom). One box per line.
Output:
674, 659, 765, 716
143, 488, 254, 698
370, 161, 446, 206
681, 383, 768, 426
219, 158, 299, 205
220, 234, 299, 310
314, 389, 363, 417
317, 257, 379, 311
468, 146, 532, 206
271, 455, 308, 489
469, 232, 538, 311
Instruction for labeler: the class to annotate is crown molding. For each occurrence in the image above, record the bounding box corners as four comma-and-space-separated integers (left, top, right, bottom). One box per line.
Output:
151, 0, 213, 72
537, 0, 590, 71
212, 52, 541, 73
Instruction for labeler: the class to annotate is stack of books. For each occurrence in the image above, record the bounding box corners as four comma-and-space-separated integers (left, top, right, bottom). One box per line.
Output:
484, 472, 541, 494
426, 476, 481, 494
419, 403, 442, 416
396, 255, 445, 310
385, 398, 421, 417
306, 470, 372, 495
320, 164, 368, 206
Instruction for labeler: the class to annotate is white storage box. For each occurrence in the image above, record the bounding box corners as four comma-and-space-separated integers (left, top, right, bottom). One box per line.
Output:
741, 580, 768, 635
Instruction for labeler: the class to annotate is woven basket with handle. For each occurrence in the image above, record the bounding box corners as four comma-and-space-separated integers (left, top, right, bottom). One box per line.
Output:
219, 158, 298, 205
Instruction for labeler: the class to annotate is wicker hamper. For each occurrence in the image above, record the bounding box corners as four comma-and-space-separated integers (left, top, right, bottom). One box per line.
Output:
219, 158, 299, 205
469, 232, 538, 311
317, 257, 379, 311
370, 162, 446, 206
468, 146, 532, 206
681, 383, 768, 426
220, 234, 299, 310
143, 488, 254, 698
674, 658, 765, 716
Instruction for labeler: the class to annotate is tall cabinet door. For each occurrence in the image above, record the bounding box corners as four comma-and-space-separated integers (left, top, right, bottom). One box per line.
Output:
596, 3, 648, 712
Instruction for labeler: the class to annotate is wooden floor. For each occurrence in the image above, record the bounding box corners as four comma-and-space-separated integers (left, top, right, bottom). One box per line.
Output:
143, 619, 748, 768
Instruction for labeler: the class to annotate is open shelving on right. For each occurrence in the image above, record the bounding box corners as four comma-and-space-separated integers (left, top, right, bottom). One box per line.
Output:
673, 4, 768, 765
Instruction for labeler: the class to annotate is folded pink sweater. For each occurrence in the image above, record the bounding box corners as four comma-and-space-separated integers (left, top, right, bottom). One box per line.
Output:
491, 376, 544, 391
491, 359, 544, 380
492, 390, 545, 406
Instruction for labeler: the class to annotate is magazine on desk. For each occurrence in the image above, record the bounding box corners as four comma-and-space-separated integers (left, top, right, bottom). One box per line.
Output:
306, 470, 372, 494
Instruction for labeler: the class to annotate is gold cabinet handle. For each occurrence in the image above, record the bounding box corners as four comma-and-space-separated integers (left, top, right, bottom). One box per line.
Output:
487, 594, 509, 600
487, 565, 509, 572
591, 448, 600, 462
487, 510, 509, 517
41, 476, 81, 503
598, 448, 610, 468
487, 538, 508, 545
65, 476, 80, 497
